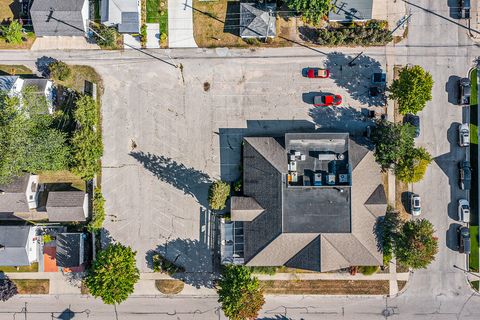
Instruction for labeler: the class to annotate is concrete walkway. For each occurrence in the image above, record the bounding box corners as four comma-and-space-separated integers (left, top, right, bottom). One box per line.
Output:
255, 272, 409, 281
168, 0, 198, 47
146, 23, 160, 49
31, 37, 100, 50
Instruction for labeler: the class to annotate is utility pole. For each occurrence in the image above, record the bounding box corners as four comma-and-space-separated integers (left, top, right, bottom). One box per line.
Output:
390, 13, 412, 36
264, 9, 272, 43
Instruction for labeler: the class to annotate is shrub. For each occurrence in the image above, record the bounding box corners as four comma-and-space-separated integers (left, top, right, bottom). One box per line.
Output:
140, 24, 147, 47
160, 32, 167, 42
358, 266, 379, 275
233, 179, 242, 193
88, 187, 106, 231
92, 23, 119, 49
316, 26, 392, 46
208, 181, 230, 210
287, 0, 331, 25
152, 254, 185, 275
1, 21, 23, 44
43, 234, 54, 243
248, 266, 277, 275
49, 61, 71, 81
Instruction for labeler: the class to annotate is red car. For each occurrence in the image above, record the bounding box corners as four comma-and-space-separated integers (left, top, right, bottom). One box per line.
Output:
314, 94, 342, 107
305, 68, 330, 78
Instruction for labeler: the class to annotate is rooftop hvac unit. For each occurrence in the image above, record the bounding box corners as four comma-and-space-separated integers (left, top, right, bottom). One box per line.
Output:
339, 174, 349, 183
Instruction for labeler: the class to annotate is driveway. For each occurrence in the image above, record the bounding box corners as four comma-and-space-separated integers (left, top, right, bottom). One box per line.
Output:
98, 49, 386, 273
168, 0, 197, 47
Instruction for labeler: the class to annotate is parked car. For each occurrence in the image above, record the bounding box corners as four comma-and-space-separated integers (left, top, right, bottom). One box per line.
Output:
458, 199, 470, 223
313, 94, 342, 107
459, 0, 471, 19
458, 123, 470, 146
411, 194, 421, 216
404, 114, 420, 138
459, 78, 471, 105
304, 68, 330, 78
459, 161, 472, 190
458, 226, 471, 254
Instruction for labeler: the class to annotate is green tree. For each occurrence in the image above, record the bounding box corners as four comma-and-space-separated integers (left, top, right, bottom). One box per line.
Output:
87, 187, 106, 231
371, 120, 416, 170
92, 23, 119, 49
1, 21, 23, 44
218, 265, 265, 320
208, 180, 230, 210
85, 243, 140, 305
49, 61, 71, 81
287, 0, 331, 25
389, 65, 433, 115
395, 147, 432, 183
70, 129, 103, 180
379, 210, 402, 264
74, 95, 98, 128
395, 219, 438, 269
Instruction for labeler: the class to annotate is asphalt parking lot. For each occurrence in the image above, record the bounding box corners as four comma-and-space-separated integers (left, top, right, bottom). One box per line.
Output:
99, 52, 387, 272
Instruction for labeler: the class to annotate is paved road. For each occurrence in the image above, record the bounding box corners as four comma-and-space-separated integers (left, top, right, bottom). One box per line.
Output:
1, 1, 480, 319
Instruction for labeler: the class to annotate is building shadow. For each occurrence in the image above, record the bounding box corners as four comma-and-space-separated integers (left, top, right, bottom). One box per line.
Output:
433, 122, 466, 222
146, 238, 215, 288
309, 106, 376, 135
0, 273, 18, 302
446, 75, 461, 105
298, 25, 319, 43
324, 52, 385, 107
218, 120, 317, 181
446, 223, 462, 251
223, 1, 240, 36
401, 191, 412, 215
129, 151, 211, 208
55, 308, 75, 320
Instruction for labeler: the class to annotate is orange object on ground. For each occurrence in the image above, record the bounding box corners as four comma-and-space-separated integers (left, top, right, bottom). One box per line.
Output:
43, 246, 58, 272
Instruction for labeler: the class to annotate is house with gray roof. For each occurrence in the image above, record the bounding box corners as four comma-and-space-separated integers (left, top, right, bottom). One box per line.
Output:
220, 133, 387, 272
329, 0, 374, 22
240, 2, 276, 39
56, 233, 85, 268
30, 0, 89, 37
0, 174, 40, 215
0, 226, 39, 266
101, 0, 141, 33
46, 191, 88, 222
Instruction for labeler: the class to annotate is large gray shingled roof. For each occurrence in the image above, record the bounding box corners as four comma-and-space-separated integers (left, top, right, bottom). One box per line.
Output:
0, 174, 31, 213
30, 0, 87, 36
0, 226, 31, 266
240, 3, 276, 38
46, 191, 87, 222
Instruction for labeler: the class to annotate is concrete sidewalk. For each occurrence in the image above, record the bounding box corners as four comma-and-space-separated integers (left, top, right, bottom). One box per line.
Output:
168, 0, 198, 47
254, 272, 410, 281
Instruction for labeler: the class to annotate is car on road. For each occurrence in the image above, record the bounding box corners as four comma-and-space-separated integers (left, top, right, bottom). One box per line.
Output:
411, 194, 421, 216
458, 199, 470, 223
404, 114, 420, 138
458, 226, 471, 254
304, 68, 330, 78
459, 78, 471, 105
459, 161, 472, 190
313, 94, 342, 107
458, 0, 471, 19
458, 123, 470, 146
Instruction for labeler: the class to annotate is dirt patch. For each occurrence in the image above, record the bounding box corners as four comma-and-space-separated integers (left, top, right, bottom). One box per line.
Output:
155, 280, 185, 294
395, 178, 410, 220
13, 279, 49, 294
261, 280, 390, 295
397, 280, 407, 291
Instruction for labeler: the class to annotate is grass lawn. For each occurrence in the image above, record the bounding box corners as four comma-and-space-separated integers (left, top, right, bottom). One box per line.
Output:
39, 170, 86, 192
55, 65, 104, 96
146, 0, 159, 22
470, 68, 479, 272
155, 280, 184, 294
0, 64, 32, 75
13, 279, 49, 294
260, 280, 390, 295
471, 280, 480, 290
0, 0, 17, 21
192, 0, 293, 48
0, 32, 36, 49
0, 262, 38, 272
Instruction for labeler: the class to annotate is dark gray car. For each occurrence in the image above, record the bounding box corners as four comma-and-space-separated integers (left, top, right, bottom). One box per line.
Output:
459, 160, 472, 190
459, 78, 471, 105
458, 226, 471, 254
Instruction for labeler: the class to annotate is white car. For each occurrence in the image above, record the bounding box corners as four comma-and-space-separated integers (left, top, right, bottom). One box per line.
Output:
458, 199, 470, 223
411, 194, 421, 216
458, 123, 470, 147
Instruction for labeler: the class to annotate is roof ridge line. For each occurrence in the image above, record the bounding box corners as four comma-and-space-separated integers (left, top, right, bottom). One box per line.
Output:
351, 234, 383, 265
321, 234, 352, 264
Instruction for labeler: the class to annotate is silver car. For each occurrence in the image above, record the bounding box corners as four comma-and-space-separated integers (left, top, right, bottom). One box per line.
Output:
458, 123, 470, 147
411, 194, 421, 216
458, 199, 470, 223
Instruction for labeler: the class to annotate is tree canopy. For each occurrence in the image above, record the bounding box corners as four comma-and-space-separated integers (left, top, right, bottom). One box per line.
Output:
395, 147, 432, 183
218, 265, 265, 320
389, 65, 433, 115
287, 0, 331, 25
0, 90, 69, 183
85, 243, 140, 305
1, 21, 23, 44
394, 219, 438, 269
87, 187, 106, 231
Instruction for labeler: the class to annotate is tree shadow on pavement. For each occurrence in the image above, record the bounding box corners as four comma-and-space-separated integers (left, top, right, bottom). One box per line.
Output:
257, 316, 292, 320
130, 151, 211, 208
324, 52, 385, 107
0, 273, 18, 302
309, 105, 376, 136
146, 238, 215, 288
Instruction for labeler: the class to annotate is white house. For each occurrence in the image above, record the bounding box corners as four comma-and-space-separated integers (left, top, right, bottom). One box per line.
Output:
0, 225, 39, 267
101, 0, 141, 34
0, 76, 54, 114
